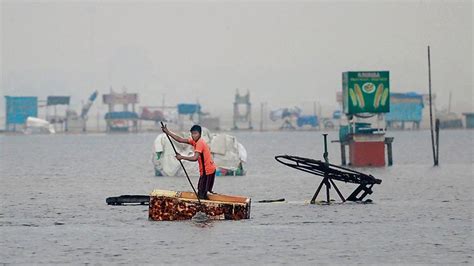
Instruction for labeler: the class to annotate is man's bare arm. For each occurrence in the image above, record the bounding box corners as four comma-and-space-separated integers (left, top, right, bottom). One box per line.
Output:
176, 152, 200, 162
162, 125, 188, 143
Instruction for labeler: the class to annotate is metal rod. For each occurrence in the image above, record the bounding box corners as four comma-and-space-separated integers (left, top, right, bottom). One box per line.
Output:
310, 179, 325, 204
323, 133, 329, 164
325, 178, 330, 203
329, 178, 346, 202
323, 134, 331, 203
160, 122, 201, 204
387, 141, 393, 166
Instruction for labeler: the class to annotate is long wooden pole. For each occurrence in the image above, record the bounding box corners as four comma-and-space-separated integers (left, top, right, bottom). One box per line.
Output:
428, 46, 438, 166
160, 122, 201, 204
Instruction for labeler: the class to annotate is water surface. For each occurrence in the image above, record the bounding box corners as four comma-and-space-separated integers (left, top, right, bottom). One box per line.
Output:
1, 130, 472, 264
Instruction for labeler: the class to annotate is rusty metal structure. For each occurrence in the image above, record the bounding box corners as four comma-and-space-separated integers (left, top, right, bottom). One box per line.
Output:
148, 190, 251, 221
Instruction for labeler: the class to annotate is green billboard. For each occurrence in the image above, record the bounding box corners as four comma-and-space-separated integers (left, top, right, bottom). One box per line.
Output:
343, 71, 390, 115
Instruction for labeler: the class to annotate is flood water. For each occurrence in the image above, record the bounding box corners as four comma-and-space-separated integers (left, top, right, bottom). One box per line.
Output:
1, 130, 472, 264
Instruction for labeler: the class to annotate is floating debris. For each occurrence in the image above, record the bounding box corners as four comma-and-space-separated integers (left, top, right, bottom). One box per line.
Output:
148, 189, 251, 221
106, 195, 150, 205
275, 155, 381, 203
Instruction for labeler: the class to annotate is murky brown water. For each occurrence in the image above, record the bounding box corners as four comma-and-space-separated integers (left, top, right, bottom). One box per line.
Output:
1, 130, 472, 264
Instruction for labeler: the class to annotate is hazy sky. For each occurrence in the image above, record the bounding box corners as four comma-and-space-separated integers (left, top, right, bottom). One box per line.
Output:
1, 0, 472, 120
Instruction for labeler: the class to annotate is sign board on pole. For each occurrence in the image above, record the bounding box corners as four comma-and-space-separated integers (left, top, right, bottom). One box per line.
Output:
343, 71, 390, 114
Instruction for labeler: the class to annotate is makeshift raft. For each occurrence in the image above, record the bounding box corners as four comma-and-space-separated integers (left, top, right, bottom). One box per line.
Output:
149, 189, 251, 221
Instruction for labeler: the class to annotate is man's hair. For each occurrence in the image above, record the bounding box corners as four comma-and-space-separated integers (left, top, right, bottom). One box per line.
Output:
190, 125, 202, 134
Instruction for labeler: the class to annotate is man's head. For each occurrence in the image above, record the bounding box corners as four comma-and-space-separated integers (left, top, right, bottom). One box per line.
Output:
190, 125, 202, 141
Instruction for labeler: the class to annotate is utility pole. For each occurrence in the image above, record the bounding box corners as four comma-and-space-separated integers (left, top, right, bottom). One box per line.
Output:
428, 45, 439, 166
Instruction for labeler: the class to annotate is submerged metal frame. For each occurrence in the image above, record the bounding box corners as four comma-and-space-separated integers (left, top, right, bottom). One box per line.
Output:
275, 154, 382, 203
275, 135, 382, 204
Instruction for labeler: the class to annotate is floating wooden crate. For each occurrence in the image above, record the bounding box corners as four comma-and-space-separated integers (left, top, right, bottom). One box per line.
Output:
149, 189, 251, 221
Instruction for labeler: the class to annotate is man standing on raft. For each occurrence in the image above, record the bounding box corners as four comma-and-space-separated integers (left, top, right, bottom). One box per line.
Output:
161, 124, 216, 199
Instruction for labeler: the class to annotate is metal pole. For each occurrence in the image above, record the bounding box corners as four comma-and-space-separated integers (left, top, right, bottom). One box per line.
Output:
323, 133, 331, 203
323, 133, 329, 164
387, 141, 393, 166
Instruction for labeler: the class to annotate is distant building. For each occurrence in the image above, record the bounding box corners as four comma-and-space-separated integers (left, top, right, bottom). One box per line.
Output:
386, 93, 424, 129
462, 113, 474, 129
103, 90, 139, 132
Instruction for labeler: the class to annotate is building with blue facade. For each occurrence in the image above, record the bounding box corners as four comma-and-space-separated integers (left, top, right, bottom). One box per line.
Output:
385, 93, 424, 129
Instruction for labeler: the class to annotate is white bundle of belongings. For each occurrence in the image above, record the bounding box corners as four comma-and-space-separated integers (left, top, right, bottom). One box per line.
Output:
24, 117, 56, 134
152, 127, 247, 177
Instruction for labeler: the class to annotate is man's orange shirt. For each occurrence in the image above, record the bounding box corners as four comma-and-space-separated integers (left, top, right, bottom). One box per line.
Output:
188, 137, 216, 176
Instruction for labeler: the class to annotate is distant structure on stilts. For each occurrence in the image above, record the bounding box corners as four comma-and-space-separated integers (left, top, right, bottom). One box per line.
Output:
233, 90, 252, 130
103, 89, 139, 132
338, 71, 394, 167
46, 96, 71, 132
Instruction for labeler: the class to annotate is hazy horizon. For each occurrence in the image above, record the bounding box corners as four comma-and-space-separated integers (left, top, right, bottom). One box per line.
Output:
1, 0, 472, 123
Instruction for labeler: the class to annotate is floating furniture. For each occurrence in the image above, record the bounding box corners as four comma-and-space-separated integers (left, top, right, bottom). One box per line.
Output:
149, 189, 251, 221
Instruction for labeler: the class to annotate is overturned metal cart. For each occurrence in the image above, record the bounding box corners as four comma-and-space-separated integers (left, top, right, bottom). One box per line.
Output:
275, 134, 382, 204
